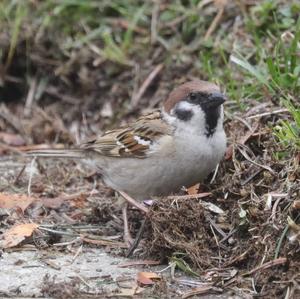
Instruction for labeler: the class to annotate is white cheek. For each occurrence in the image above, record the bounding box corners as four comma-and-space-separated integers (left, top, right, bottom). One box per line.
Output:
187, 106, 206, 130
167, 101, 194, 122
165, 103, 206, 135
175, 101, 194, 111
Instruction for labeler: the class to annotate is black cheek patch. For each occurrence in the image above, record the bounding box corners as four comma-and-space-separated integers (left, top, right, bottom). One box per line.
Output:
174, 108, 193, 121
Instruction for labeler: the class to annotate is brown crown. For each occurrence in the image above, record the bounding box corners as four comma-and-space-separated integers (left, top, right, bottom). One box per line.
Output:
163, 80, 221, 112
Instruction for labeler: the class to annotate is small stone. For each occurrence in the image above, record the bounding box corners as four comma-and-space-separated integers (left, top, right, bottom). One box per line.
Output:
228, 237, 235, 245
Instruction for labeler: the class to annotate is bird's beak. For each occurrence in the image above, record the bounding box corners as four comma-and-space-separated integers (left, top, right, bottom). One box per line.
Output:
207, 92, 227, 108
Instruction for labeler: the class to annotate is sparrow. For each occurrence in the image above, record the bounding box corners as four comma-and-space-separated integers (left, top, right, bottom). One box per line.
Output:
28, 80, 227, 200
28, 80, 227, 248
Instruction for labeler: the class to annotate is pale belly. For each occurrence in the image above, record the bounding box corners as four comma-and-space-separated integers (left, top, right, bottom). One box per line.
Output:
98, 131, 226, 199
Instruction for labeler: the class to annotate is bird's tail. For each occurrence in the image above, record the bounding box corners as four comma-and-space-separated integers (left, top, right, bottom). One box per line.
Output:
26, 148, 85, 159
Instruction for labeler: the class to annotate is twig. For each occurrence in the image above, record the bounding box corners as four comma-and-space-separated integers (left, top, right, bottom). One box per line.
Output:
207, 216, 227, 238
274, 225, 289, 259
42, 259, 61, 270
0, 141, 24, 155
225, 122, 260, 161
198, 0, 214, 9
0, 103, 29, 142
237, 145, 276, 175
167, 193, 212, 200
182, 285, 219, 299
173, 278, 209, 287
45, 86, 81, 104
4, 74, 23, 84
76, 274, 93, 289
130, 63, 164, 108
27, 157, 36, 197
209, 223, 221, 257
39, 226, 78, 236
118, 259, 160, 268
70, 244, 83, 264
165, 15, 187, 28
81, 236, 127, 248
53, 237, 82, 247
246, 108, 289, 119
156, 262, 175, 274
13, 164, 26, 185
223, 248, 250, 267
239, 122, 260, 145
122, 203, 133, 247
271, 196, 286, 221
219, 228, 237, 244
204, 1, 225, 41
210, 163, 220, 183
151, 1, 160, 44
234, 115, 253, 132
107, 18, 147, 34
243, 257, 287, 276
241, 168, 262, 186
57, 192, 88, 202
24, 77, 37, 117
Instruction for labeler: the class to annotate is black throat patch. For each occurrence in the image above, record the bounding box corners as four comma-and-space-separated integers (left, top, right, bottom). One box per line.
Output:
201, 105, 220, 137
185, 91, 222, 138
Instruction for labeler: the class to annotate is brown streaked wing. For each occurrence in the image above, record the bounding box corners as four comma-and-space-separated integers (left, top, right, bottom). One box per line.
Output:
80, 110, 172, 158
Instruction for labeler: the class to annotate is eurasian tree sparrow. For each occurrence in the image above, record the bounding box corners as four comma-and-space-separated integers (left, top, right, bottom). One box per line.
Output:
28, 80, 227, 200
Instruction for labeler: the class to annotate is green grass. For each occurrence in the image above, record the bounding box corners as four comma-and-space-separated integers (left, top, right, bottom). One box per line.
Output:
0, 1, 27, 72
229, 11, 300, 152
274, 100, 300, 150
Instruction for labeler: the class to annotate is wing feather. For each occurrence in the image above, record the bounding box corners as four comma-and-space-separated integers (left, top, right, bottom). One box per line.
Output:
80, 110, 172, 158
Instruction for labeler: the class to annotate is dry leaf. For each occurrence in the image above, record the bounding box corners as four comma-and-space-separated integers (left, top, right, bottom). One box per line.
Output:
0, 132, 25, 146
118, 260, 161, 268
200, 201, 225, 214
108, 285, 144, 297
137, 272, 160, 286
187, 183, 200, 195
19, 143, 65, 152
0, 223, 38, 248
81, 236, 127, 248
214, 0, 227, 8
0, 193, 37, 212
287, 216, 300, 244
41, 197, 65, 209
108, 288, 136, 297
225, 145, 233, 160
182, 285, 214, 299
292, 200, 300, 210
41, 192, 87, 209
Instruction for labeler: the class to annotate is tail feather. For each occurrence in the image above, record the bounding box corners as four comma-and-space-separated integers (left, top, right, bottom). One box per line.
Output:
26, 149, 84, 159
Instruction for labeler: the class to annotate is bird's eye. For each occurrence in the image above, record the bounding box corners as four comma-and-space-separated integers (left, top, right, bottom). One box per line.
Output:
189, 92, 197, 102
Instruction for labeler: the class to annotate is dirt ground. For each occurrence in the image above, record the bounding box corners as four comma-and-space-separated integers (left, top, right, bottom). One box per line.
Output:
1, 248, 140, 297
1, 246, 242, 299
1, 1, 300, 298
0, 113, 299, 298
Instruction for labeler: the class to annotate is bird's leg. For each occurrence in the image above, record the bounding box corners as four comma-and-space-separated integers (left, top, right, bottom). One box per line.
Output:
122, 203, 134, 247
118, 191, 149, 250
126, 218, 148, 257
118, 191, 149, 214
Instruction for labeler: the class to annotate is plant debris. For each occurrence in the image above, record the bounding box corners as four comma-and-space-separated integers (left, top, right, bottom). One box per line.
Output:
0, 0, 299, 297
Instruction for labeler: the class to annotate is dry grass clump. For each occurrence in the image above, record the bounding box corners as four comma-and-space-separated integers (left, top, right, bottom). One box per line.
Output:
148, 196, 217, 270
145, 114, 299, 295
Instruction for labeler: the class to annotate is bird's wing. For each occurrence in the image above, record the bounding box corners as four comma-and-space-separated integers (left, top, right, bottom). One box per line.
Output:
80, 110, 173, 158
